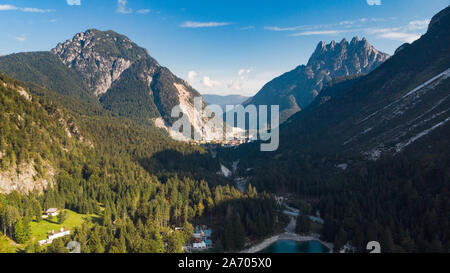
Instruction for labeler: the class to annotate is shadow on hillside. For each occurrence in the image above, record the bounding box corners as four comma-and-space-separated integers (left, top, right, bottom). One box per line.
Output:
137, 149, 227, 184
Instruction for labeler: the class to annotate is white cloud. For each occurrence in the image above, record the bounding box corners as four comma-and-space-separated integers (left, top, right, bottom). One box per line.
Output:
365, 27, 400, 34
265, 20, 361, 33
187, 70, 222, 89
67, 0, 81, 6
187, 71, 198, 83
240, 26, 255, 30
50, 19, 57, 23
407, 20, 430, 31
366, 0, 382, 6
202, 76, 222, 88
137, 9, 151, 14
180, 21, 232, 28
0, 4, 53, 13
13, 35, 26, 42
365, 19, 429, 43
188, 69, 277, 96
238, 69, 251, 77
0, 4, 17, 11
371, 17, 387, 22
290, 30, 348, 36
22, 8, 53, 13
117, 0, 132, 14
228, 69, 252, 90
339, 20, 355, 26
265, 16, 428, 44
377, 32, 421, 43
264, 26, 303, 32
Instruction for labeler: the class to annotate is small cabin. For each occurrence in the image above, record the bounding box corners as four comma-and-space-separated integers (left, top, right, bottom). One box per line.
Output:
42, 208, 59, 218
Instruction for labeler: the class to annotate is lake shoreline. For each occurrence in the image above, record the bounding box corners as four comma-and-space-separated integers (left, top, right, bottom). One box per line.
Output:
241, 233, 333, 253
241, 234, 282, 253
241, 203, 334, 253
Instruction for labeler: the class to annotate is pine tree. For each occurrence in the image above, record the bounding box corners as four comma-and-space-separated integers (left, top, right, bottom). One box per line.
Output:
57, 210, 67, 224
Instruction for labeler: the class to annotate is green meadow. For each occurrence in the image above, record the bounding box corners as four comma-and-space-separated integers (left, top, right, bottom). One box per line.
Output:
0, 235, 19, 253
30, 209, 102, 241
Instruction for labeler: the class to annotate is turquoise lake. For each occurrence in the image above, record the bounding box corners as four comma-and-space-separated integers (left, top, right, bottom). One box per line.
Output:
259, 240, 330, 253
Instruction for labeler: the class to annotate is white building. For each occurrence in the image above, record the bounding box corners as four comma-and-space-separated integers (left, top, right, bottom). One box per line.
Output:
38, 228, 71, 246
42, 208, 59, 218
193, 242, 206, 249
48, 228, 70, 241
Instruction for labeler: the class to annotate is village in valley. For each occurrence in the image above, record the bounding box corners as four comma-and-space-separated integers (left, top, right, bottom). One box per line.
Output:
183, 225, 213, 252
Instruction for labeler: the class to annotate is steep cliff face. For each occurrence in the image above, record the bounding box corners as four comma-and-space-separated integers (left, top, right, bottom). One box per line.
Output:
307, 37, 389, 76
245, 37, 390, 123
0, 163, 54, 194
51, 29, 148, 97
0, 73, 89, 194
51, 29, 218, 139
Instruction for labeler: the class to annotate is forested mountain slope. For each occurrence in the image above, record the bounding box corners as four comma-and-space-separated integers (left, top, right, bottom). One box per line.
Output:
0, 52, 95, 103
0, 73, 89, 194
0, 71, 282, 253
231, 5, 450, 252
0, 29, 217, 139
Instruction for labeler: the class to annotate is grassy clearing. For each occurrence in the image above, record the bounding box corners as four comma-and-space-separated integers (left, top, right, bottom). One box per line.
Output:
30, 209, 102, 241
0, 234, 19, 253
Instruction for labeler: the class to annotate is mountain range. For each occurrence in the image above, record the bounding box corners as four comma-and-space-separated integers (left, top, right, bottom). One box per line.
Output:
0, 5, 449, 253
203, 94, 250, 111
0, 29, 219, 140
245, 37, 390, 123
230, 5, 450, 252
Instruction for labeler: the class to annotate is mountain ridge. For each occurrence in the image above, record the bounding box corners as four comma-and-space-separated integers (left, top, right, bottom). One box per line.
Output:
203, 94, 250, 111
245, 36, 390, 123
0, 29, 219, 139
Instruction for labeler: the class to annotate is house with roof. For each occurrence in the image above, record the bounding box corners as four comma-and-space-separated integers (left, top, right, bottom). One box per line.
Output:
42, 208, 59, 218
38, 227, 71, 246
188, 225, 213, 251
192, 241, 206, 249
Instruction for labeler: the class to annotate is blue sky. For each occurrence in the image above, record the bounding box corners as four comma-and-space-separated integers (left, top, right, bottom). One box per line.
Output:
0, 0, 448, 96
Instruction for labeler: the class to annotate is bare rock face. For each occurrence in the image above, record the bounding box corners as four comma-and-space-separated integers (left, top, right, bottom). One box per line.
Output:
246, 37, 390, 123
51, 29, 147, 96
51, 29, 217, 140
0, 163, 54, 194
307, 37, 390, 76
0, 74, 90, 194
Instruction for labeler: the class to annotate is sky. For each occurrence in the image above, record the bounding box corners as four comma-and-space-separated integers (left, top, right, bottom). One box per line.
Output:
0, 0, 449, 96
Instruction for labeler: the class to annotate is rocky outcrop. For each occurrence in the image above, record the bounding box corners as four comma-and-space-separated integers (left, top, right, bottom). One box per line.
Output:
0, 73, 90, 194
245, 37, 390, 123
51, 29, 212, 137
0, 163, 54, 194
307, 37, 389, 76
51, 29, 147, 96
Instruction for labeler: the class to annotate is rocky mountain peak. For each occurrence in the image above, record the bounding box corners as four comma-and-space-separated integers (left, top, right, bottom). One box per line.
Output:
51, 29, 153, 96
50, 29, 217, 140
350, 36, 360, 45
307, 37, 389, 75
247, 37, 390, 123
